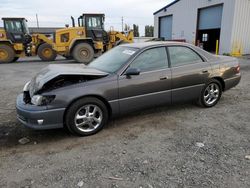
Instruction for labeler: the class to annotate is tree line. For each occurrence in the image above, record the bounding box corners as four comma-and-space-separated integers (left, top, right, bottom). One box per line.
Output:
123, 24, 154, 37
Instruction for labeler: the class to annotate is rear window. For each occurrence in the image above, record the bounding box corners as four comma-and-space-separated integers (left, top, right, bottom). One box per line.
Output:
168, 46, 203, 67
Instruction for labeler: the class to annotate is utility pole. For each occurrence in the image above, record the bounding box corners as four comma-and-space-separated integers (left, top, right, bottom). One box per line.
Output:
121, 16, 124, 32
36, 14, 39, 28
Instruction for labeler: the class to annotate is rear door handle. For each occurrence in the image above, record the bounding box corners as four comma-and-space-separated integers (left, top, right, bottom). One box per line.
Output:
202, 70, 208, 73
159, 76, 168, 80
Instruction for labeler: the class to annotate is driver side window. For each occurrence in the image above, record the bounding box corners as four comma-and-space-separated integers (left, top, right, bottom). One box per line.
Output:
129, 47, 168, 72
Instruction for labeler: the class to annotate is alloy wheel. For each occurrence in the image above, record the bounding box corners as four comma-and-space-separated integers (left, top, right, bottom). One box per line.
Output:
203, 83, 220, 105
74, 104, 103, 133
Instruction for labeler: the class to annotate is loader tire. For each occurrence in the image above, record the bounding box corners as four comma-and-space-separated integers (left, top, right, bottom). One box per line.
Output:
72, 43, 94, 64
37, 43, 57, 61
0, 44, 15, 63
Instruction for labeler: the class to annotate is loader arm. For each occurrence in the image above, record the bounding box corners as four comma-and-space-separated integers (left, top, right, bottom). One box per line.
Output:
32, 34, 54, 46
31, 34, 54, 54
107, 30, 134, 50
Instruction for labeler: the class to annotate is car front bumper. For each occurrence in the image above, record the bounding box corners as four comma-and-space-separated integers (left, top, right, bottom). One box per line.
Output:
16, 94, 65, 130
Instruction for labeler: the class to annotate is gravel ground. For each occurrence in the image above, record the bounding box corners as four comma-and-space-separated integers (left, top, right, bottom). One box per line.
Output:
0, 56, 249, 188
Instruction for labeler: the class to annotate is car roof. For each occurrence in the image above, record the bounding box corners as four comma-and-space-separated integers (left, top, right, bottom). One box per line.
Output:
121, 41, 217, 61
121, 41, 193, 49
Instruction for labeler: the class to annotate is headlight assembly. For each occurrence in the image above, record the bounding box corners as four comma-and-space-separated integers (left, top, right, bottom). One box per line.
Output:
31, 95, 55, 106
23, 81, 30, 91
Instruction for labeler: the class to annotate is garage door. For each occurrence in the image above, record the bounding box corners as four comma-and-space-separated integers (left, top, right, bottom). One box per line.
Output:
159, 15, 173, 40
198, 5, 223, 30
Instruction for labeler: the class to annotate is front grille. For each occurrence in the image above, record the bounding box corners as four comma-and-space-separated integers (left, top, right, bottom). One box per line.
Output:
17, 114, 27, 122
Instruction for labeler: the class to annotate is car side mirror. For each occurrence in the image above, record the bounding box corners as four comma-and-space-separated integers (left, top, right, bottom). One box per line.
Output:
125, 68, 140, 77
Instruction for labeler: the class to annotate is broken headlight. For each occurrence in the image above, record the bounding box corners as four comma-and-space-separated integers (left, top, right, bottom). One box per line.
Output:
31, 95, 55, 106
23, 81, 30, 91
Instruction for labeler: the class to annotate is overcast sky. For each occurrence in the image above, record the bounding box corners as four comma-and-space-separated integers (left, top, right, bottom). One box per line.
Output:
0, 0, 173, 35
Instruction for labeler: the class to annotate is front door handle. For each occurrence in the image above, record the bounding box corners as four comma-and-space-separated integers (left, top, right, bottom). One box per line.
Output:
159, 76, 168, 80
202, 70, 208, 73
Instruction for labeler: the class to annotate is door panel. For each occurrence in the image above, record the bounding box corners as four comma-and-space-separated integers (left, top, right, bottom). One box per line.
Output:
118, 69, 171, 114
171, 63, 211, 103
118, 46, 171, 114
198, 5, 223, 30
168, 46, 211, 103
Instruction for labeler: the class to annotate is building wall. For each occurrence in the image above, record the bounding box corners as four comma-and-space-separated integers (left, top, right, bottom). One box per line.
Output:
231, 0, 250, 55
154, 0, 236, 54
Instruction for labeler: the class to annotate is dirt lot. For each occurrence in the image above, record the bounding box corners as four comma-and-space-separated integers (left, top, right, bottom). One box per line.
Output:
0, 56, 249, 188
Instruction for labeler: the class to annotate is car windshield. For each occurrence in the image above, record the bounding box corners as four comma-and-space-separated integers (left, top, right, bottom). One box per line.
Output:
88, 46, 138, 73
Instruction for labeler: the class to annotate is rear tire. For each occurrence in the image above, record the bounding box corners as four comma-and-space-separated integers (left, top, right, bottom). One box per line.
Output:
0, 44, 15, 63
37, 43, 57, 61
198, 79, 222, 108
72, 43, 94, 64
65, 97, 108, 136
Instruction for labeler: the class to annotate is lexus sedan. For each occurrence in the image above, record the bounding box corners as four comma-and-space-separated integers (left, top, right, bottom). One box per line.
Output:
16, 42, 241, 136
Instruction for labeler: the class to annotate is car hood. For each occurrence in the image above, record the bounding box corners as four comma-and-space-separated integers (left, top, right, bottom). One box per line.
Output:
28, 64, 108, 96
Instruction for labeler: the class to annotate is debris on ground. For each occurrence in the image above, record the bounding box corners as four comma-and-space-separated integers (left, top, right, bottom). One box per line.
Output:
143, 160, 149, 164
245, 155, 250, 160
18, 137, 30, 145
77, 180, 84, 187
196, 142, 205, 148
104, 176, 124, 181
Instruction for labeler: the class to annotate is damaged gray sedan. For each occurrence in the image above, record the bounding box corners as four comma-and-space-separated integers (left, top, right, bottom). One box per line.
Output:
16, 42, 241, 136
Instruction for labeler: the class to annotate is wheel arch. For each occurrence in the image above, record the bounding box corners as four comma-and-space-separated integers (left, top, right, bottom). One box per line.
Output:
0, 41, 15, 51
0, 40, 13, 46
63, 95, 112, 125
69, 38, 94, 53
211, 77, 225, 91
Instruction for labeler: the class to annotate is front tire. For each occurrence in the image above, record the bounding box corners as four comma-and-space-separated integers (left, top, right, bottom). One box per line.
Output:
65, 97, 108, 136
198, 79, 222, 107
37, 43, 57, 61
72, 43, 94, 64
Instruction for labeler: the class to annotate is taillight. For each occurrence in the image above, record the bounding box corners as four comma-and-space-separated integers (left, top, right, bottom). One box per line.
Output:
236, 65, 240, 73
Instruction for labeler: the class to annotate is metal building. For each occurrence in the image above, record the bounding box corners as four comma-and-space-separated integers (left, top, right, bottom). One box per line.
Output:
154, 0, 250, 55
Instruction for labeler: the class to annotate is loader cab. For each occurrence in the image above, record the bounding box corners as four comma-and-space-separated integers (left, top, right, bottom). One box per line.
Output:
78, 13, 108, 43
2, 18, 30, 43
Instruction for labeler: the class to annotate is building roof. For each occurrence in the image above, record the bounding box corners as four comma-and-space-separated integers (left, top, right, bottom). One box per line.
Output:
153, 0, 180, 15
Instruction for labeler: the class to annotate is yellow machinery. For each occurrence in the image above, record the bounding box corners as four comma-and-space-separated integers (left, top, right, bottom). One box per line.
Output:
51, 13, 134, 63
0, 14, 134, 64
0, 17, 57, 63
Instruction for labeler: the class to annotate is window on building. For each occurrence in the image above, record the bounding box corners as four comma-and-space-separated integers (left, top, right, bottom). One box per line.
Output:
168, 46, 203, 67
202, 33, 208, 42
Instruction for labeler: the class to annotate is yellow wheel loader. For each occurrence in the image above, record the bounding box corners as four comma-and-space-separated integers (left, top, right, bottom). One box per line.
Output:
0, 18, 56, 63
0, 14, 133, 64
52, 13, 134, 63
